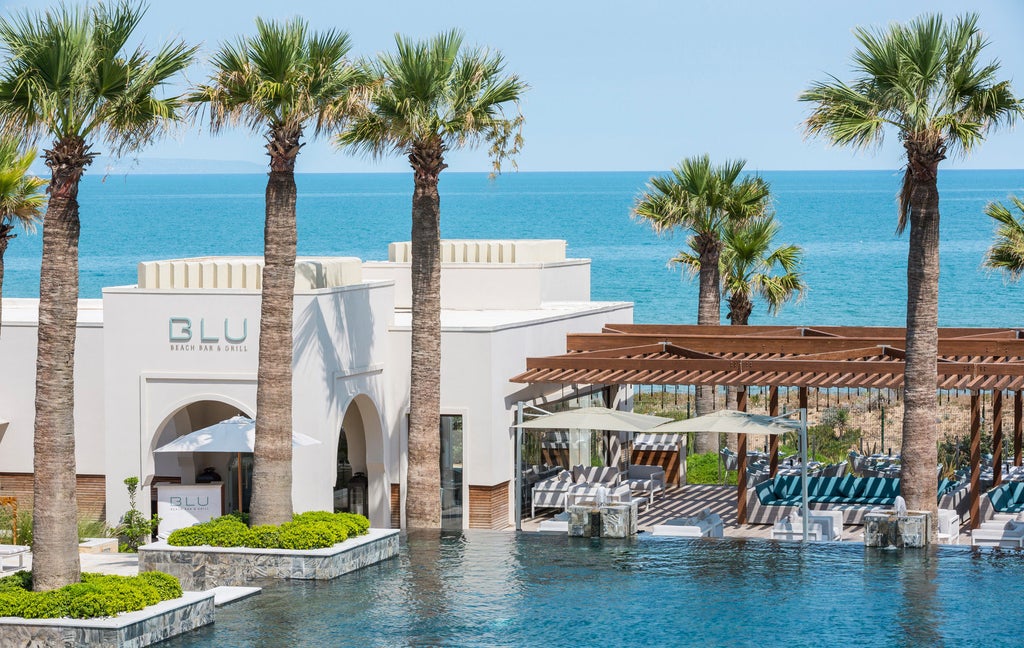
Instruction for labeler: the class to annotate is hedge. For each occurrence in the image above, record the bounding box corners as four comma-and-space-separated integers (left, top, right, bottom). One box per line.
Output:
0, 571, 182, 619
166, 511, 370, 550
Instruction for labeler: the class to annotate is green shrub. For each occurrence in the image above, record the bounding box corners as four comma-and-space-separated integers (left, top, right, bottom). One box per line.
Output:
687, 452, 737, 485
115, 477, 159, 552
0, 571, 180, 619
246, 525, 281, 549
167, 511, 370, 550
277, 521, 344, 550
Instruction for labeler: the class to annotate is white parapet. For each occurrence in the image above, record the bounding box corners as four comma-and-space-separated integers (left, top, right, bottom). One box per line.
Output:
388, 239, 566, 264
137, 257, 363, 291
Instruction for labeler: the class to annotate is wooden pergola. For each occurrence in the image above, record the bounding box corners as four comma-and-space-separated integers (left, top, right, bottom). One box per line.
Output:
511, 324, 1024, 527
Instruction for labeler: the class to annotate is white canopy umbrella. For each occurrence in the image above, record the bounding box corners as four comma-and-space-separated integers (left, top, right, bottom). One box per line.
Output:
154, 415, 321, 511
514, 406, 671, 432
653, 409, 811, 541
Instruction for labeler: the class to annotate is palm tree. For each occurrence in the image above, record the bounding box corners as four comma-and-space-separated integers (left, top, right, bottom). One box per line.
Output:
336, 30, 525, 528
633, 155, 770, 452
0, 136, 46, 334
190, 17, 363, 527
801, 13, 1021, 528
984, 196, 1024, 280
673, 215, 805, 447
671, 215, 805, 326
0, 1, 195, 589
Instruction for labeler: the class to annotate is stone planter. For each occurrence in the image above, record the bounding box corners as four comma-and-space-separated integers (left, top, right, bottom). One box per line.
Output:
0, 590, 214, 648
864, 511, 932, 548
568, 502, 638, 538
138, 528, 400, 591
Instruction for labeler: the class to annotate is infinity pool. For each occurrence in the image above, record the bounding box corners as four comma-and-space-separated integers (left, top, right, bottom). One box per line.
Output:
164, 531, 1024, 647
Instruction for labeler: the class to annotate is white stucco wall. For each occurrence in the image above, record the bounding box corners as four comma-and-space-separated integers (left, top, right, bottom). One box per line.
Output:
0, 299, 105, 475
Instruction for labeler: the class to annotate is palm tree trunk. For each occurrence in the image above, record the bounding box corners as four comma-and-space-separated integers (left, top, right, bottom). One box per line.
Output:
250, 129, 300, 527
694, 240, 722, 453
406, 142, 446, 528
901, 149, 942, 541
0, 224, 11, 337
32, 138, 91, 590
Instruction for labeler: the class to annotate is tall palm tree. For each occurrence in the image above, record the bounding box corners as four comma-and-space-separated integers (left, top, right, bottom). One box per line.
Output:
984, 196, 1024, 280
801, 13, 1021, 529
336, 30, 525, 528
0, 136, 46, 334
191, 17, 363, 527
633, 155, 770, 452
671, 215, 805, 326
0, 1, 195, 589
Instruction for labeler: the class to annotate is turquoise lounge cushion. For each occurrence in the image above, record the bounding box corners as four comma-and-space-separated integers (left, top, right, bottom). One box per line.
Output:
809, 477, 839, 498
773, 476, 800, 499
837, 475, 864, 499
756, 480, 776, 505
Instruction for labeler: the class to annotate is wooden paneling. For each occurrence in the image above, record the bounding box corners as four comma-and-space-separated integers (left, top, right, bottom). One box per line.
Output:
469, 482, 510, 530
390, 483, 401, 529
631, 449, 681, 485
0, 473, 106, 520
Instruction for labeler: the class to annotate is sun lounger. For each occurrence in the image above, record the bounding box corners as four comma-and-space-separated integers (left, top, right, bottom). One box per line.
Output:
0, 545, 29, 571
531, 470, 575, 518
652, 509, 723, 538
971, 520, 1024, 548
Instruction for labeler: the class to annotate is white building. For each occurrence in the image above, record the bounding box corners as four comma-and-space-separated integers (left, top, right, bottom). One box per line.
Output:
0, 240, 631, 531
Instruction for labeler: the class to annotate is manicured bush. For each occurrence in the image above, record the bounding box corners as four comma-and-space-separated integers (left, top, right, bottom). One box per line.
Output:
0, 570, 182, 619
166, 511, 370, 550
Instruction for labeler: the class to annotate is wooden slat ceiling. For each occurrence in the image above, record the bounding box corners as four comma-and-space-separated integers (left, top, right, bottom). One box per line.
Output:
510, 324, 1024, 390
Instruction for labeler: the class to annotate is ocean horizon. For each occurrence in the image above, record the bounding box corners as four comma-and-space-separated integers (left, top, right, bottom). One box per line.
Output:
4, 169, 1023, 328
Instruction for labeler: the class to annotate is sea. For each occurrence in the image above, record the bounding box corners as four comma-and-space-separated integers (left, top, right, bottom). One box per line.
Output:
3, 169, 1023, 327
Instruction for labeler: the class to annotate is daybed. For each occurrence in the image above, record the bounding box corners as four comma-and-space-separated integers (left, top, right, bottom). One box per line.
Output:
652, 509, 723, 538
978, 481, 1024, 521
746, 474, 966, 525
971, 517, 1024, 548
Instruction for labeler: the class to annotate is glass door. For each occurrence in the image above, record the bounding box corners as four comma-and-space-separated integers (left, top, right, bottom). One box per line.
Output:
440, 415, 464, 530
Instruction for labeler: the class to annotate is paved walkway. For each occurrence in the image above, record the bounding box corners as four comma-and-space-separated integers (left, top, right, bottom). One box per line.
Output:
3, 551, 140, 577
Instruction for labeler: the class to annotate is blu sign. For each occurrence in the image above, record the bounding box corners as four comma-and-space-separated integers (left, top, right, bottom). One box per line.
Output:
169, 317, 249, 352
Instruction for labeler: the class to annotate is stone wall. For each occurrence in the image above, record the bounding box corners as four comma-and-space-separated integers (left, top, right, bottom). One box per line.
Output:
0, 591, 214, 648
138, 528, 400, 591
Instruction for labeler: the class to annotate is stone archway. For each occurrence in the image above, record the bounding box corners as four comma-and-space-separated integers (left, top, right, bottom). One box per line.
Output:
337, 394, 389, 528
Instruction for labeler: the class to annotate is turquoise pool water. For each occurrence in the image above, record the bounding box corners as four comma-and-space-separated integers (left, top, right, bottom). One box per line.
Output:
164, 531, 1024, 647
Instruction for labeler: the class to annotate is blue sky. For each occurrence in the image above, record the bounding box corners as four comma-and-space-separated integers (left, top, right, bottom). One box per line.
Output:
5, 0, 1024, 173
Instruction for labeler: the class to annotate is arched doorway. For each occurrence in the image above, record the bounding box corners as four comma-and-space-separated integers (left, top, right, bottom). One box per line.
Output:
336, 394, 388, 527
151, 399, 250, 513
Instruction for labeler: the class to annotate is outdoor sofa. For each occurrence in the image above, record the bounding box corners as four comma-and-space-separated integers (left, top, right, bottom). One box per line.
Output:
978, 481, 1024, 521
745, 474, 966, 524
651, 508, 723, 538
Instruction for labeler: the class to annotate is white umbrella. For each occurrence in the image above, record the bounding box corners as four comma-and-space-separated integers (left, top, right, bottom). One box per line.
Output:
514, 406, 670, 432
154, 415, 321, 511
651, 409, 796, 435
653, 409, 811, 541
153, 415, 321, 453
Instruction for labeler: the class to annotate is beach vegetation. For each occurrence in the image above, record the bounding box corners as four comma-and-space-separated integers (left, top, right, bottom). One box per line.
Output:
800, 13, 1021, 539
189, 17, 365, 526
983, 196, 1024, 280
0, 0, 195, 588
335, 29, 526, 528
633, 155, 771, 452
0, 136, 45, 335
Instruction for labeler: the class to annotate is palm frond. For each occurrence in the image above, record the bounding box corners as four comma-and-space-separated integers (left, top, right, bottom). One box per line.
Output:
0, 0, 196, 158
984, 196, 1024, 281
334, 29, 526, 173
0, 135, 45, 230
